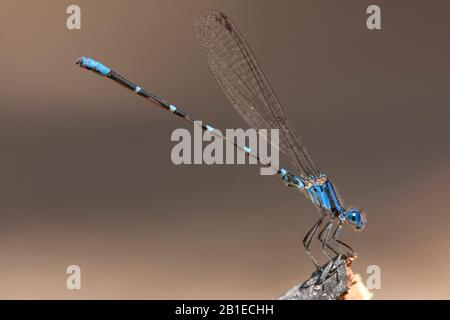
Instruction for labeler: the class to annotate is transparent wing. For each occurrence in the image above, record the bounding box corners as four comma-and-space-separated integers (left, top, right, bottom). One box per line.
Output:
195, 10, 319, 177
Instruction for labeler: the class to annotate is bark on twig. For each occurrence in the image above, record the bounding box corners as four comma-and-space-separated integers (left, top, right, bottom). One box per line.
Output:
277, 255, 372, 300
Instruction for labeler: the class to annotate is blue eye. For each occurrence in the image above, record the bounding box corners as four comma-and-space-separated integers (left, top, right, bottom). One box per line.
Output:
346, 209, 365, 230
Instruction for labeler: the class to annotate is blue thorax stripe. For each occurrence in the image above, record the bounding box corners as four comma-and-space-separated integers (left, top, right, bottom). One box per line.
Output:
327, 181, 342, 212
308, 188, 320, 205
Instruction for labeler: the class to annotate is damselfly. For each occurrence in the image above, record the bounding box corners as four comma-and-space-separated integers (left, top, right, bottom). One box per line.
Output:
76, 10, 365, 270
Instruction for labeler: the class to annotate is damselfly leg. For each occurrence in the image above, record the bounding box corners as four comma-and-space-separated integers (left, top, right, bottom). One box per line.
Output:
316, 217, 344, 282
318, 217, 338, 261
302, 214, 327, 270
331, 221, 356, 258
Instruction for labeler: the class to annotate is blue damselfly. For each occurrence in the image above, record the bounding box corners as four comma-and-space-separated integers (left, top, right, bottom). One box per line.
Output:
76, 10, 365, 270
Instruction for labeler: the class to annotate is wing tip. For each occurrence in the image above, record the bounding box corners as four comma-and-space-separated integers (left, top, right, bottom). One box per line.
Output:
195, 9, 232, 31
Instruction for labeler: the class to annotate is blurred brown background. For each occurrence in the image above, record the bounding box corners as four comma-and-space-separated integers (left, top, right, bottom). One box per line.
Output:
1, 0, 449, 299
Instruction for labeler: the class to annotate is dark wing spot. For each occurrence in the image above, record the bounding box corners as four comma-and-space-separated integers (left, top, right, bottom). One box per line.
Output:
219, 13, 233, 32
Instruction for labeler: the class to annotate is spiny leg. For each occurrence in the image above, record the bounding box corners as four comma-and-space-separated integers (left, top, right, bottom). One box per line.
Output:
315, 217, 340, 283
331, 221, 355, 258
318, 216, 337, 261
302, 214, 326, 269
320, 222, 342, 257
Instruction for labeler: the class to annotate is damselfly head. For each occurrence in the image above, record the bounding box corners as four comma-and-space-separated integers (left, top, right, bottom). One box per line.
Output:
345, 208, 365, 231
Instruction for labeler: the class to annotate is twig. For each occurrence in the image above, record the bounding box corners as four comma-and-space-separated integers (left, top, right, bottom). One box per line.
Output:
277, 255, 372, 300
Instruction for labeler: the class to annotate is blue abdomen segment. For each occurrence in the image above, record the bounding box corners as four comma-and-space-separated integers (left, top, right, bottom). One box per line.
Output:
77, 57, 111, 76
292, 176, 304, 189
278, 168, 305, 190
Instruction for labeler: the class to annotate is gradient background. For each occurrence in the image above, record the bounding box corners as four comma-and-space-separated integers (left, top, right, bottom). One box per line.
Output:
1, 0, 449, 299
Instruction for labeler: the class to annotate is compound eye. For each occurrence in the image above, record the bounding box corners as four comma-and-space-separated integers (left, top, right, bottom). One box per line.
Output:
346, 210, 363, 229
348, 211, 357, 221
